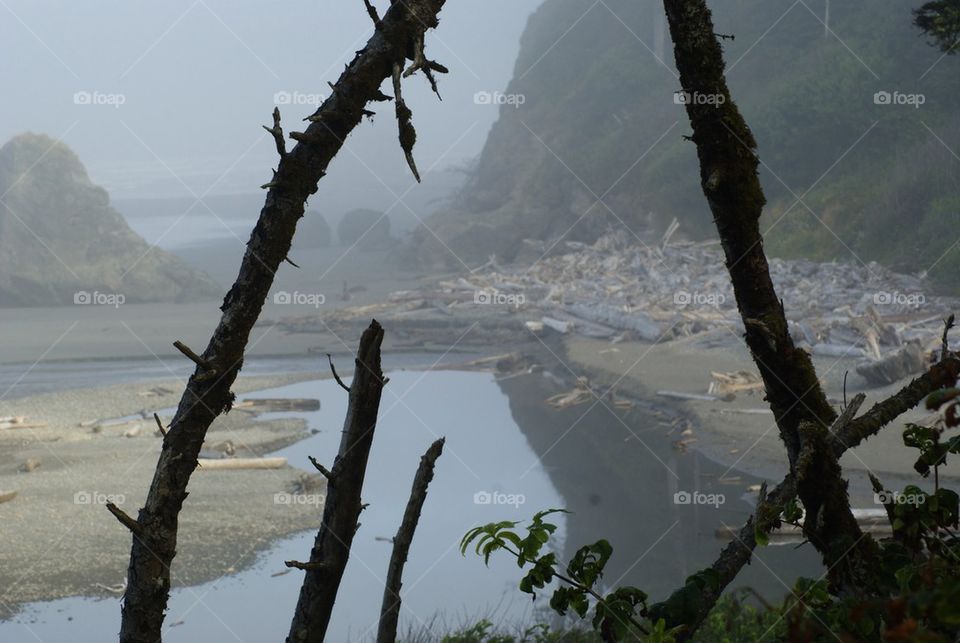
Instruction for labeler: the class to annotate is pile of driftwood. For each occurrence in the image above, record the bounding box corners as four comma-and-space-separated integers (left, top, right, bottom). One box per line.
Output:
440, 232, 955, 386
268, 231, 956, 387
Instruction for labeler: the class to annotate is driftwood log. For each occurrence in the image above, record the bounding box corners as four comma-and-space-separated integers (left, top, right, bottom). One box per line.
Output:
194, 457, 287, 470
107, 1, 450, 640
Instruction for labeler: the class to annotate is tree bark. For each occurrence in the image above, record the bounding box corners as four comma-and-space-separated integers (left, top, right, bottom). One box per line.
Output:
655, 0, 892, 633
286, 320, 388, 643
376, 438, 445, 643
110, 2, 449, 641
662, 0, 836, 466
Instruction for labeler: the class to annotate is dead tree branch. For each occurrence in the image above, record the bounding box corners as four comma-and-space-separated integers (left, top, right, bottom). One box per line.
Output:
287, 320, 388, 643
652, 351, 959, 636
653, 0, 901, 634
392, 62, 421, 182
376, 437, 445, 643
112, 1, 449, 640
263, 106, 287, 158
363, 0, 383, 28
327, 353, 351, 392
834, 355, 960, 451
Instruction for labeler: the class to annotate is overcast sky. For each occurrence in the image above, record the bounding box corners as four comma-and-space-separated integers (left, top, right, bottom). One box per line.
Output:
0, 1, 540, 201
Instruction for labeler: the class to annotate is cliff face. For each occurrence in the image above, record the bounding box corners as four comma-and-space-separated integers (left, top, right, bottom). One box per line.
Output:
413, 0, 960, 286
0, 134, 221, 306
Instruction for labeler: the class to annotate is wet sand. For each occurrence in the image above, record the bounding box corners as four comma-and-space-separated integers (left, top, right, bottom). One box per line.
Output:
564, 333, 954, 503
0, 373, 324, 613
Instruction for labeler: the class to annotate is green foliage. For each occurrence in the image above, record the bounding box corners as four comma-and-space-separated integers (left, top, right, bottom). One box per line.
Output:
428, 0, 960, 280
437, 620, 601, 643
776, 387, 960, 640
461, 510, 667, 641
691, 593, 784, 643
915, 0, 960, 52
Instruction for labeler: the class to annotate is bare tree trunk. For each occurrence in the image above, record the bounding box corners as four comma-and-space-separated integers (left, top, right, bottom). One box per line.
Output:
662, 0, 836, 467
286, 321, 388, 643
377, 438, 445, 643
651, 0, 883, 633
107, 2, 449, 641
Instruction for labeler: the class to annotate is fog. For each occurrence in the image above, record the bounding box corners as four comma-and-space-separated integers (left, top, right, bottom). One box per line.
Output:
1, 1, 959, 641
0, 1, 537, 201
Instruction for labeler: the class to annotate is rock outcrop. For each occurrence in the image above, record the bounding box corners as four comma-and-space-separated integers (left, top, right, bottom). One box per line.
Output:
0, 133, 221, 306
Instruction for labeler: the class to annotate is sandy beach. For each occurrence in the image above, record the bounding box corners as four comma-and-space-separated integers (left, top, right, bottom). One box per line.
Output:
563, 333, 952, 503
1, 236, 954, 620
0, 373, 327, 613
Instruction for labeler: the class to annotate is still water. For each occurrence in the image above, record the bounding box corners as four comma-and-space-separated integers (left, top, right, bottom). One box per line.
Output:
0, 368, 817, 641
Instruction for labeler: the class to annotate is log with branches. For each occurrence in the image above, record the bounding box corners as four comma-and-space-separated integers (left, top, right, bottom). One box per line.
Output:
106, 2, 450, 641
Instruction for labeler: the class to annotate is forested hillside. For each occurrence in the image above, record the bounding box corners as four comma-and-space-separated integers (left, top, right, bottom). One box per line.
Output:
413, 0, 960, 288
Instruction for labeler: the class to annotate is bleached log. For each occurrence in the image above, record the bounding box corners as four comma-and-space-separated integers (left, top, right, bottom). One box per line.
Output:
195, 457, 287, 470
656, 390, 718, 401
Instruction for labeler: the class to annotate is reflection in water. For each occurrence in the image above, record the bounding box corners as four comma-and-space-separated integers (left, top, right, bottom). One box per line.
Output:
0, 371, 565, 642
497, 370, 821, 603
0, 367, 819, 642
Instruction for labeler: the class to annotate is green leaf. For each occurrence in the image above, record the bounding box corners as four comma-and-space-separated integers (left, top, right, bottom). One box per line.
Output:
755, 526, 770, 547
926, 387, 960, 410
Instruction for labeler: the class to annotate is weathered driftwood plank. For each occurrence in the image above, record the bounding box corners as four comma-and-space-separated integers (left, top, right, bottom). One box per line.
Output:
195, 457, 287, 470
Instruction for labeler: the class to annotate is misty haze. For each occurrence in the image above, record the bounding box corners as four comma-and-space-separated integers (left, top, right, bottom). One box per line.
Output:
1, 1, 959, 642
